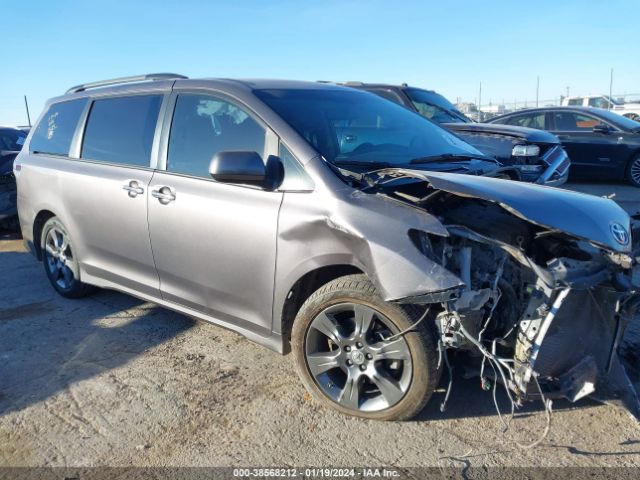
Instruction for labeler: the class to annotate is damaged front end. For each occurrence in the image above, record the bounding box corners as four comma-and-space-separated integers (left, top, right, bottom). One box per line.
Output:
371, 170, 640, 420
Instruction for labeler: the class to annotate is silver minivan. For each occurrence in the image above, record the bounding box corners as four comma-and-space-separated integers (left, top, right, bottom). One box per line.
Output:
15, 74, 640, 422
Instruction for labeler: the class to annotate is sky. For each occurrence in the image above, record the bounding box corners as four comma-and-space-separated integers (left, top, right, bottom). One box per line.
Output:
2, 0, 639, 125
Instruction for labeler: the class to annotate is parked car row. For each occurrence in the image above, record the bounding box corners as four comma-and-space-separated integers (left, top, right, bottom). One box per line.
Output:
14, 74, 640, 422
489, 107, 640, 187
339, 82, 570, 186
339, 82, 640, 188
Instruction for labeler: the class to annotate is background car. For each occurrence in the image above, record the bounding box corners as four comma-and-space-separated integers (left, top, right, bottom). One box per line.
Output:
0, 126, 27, 230
561, 95, 640, 121
339, 82, 570, 186
489, 106, 640, 187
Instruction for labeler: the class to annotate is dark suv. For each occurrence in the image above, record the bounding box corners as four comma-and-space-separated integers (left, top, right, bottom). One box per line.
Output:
342, 83, 570, 186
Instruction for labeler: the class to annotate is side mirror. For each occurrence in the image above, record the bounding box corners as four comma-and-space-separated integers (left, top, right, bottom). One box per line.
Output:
209, 151, 267, 188
209, 151, 284, 190
593, 124, 611, 134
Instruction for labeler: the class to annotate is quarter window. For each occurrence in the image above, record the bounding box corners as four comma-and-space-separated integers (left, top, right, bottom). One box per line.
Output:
81, 95, 162, 167
167, 94, 266, 178
278, 143, 314, 191
30, 99, 87, 156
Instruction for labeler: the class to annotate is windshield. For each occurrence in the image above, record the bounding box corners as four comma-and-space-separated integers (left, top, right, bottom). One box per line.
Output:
255, 88, 483, 168
0, 129, 27, 151
405, 88, 471, 124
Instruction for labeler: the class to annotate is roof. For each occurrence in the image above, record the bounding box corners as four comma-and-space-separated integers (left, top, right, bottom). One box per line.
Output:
489, 105, 611, 120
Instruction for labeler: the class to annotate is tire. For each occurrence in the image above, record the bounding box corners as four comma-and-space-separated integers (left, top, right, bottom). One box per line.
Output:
41, 217, 94, 298
291, 274, 440, 421
626, 154, 640, 188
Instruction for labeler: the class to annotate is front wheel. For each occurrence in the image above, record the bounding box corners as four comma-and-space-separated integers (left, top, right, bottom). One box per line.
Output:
627, 154, 640, 187
291, 274, 440, 421
41, 217, 94, 298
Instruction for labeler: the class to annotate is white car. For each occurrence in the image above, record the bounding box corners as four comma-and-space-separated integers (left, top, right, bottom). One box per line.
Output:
561, 95, 640, 121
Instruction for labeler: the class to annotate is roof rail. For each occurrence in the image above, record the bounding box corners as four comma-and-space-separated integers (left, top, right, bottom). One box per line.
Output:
66, 73, 188, 94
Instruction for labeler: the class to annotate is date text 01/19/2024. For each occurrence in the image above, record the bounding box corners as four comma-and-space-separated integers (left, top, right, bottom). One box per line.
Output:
232, 468, 401, 478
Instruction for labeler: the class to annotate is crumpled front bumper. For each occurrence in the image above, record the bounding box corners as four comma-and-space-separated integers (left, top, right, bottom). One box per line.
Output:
523, 287, 640, 420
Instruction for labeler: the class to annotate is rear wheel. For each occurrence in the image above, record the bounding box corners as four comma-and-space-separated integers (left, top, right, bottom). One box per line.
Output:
291, 274, 440, 421
41, 217, 94, 298
627, 154, 640, 187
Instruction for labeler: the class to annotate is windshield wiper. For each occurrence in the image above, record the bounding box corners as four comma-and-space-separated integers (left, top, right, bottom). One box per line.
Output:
409, 153, 486, 164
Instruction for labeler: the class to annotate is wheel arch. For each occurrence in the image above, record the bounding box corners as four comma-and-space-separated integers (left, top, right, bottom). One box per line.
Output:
279, 264, 364, 351
32, 209, 57, 260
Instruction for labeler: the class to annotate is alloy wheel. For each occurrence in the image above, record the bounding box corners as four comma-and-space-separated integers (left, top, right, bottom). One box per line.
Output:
44, 227, 77, 290
630, 157, 640, 186
305, 302, 412, 412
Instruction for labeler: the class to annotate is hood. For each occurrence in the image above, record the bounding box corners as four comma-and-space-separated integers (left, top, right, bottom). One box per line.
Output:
444, 122, 560, 144
379, 169, 632, 253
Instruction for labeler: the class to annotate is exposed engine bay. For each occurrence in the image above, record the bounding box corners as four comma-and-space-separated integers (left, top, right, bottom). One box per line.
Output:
363, 168, 640, 425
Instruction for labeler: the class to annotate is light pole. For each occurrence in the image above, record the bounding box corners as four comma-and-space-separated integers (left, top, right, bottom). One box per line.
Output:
609, 68, 614, 111
478, 81, 482, 121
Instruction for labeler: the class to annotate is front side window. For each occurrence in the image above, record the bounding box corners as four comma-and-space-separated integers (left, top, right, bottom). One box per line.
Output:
255, 88, 482, 168
30, 99, 87, 156
81, 95, 162, 167
552, 112, 604, 131
505, 113, 545, 129
167, 94, 266, 178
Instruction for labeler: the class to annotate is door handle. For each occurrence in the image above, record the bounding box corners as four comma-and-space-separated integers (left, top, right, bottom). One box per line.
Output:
151, 186, 176, 204
123, 180, 144, 197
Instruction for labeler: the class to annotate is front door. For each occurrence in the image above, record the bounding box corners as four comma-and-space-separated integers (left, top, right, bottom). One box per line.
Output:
549, 110, 625, 179
147, 92, 282, 333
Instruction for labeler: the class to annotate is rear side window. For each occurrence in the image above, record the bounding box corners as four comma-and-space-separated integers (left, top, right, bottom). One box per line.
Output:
504, 113, 545, 129
567, 98, 583, 106
30, 99, 87, 156
81, 95, 162, 167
